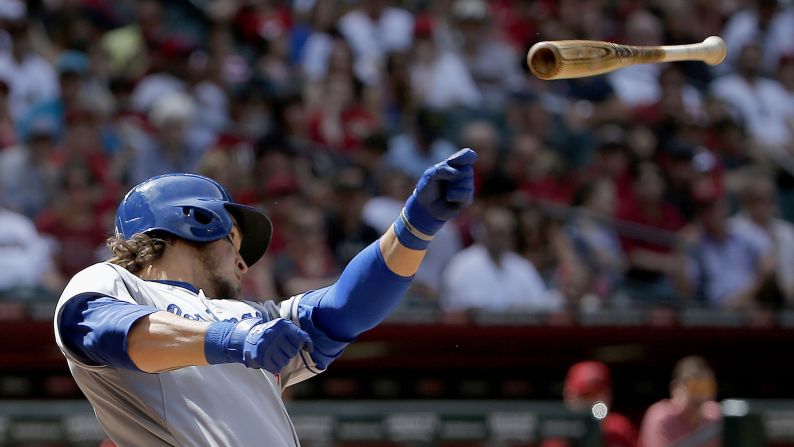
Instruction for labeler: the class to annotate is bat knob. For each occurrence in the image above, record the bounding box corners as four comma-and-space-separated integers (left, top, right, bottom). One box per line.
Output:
702, 36, 727, 66
527, 42, 562, 80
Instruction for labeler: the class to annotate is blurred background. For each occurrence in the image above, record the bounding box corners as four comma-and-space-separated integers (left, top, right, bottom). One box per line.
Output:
0, 0, 793, 445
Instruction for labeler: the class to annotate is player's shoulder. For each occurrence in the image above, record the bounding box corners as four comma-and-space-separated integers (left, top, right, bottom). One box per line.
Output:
59, 262, 138, 303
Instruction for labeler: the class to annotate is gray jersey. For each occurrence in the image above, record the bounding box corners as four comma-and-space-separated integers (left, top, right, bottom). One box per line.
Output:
53, 262, 323, 446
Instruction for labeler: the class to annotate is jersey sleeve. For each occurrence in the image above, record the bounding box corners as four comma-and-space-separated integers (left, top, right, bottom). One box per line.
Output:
53, 263, 149, 370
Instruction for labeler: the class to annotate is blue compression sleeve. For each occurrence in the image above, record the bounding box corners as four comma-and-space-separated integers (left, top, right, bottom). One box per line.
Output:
304, 240, 412, 341
59, 294, 160, 371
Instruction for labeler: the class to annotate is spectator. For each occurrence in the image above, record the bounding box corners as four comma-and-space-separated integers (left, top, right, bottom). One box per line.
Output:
16, 50, 89, 143
0, 115, 61, 218
129, 37, 193, 114
450, 0, 523, 108
633, 65, 705, 136
337, 0, 414, 85
712, 41, 794, 159
616, 162, 686, 304
0, 187, 63, 296
681, 194, 773, 309
440, 206, 557, 312
721, 0, 794, 76
564, 179, 625, 298
639, 356, 721, 447
408, 17, 482, 109
273, 205, 339, 298
516, 204, 564, 285
0, 14, 59, 122
564, 361, 638, 447
100, 0, 165, 79
37, 164, 108, 278
607, 10, 664, 107
300, 1, 344, 82
306, 73, 378, 153
460, 119, 501, 191
127, 91, 210, 184
386, 107, 457, 179
507, 132, 573, 205
326, 166, 380, 267
732, 173, 794, 306
356, 132, 390, 193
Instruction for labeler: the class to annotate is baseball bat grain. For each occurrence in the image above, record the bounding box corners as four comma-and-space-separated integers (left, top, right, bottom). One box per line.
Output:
527, 36, 726, 80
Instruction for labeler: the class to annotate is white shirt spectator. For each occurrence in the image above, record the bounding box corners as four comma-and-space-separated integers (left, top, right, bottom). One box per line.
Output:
0, 52, 59, 122
338, 7, 414, 84
711, 74, 794, 147
410, 51, 482, 108
0, 208, 57, 291
130, 73, 186, 113
608, 64, 703, 110
441, 244, 556, 312
721, 6, 794, 74
685, 226, 762, 307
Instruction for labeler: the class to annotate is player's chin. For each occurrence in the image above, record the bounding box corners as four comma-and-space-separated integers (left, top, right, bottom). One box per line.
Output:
212, 276, 242, 300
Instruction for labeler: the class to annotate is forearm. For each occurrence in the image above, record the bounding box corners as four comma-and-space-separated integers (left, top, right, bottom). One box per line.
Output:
379, 225, 427, 276
310, 231, 417, 340
127, 311, 211, 373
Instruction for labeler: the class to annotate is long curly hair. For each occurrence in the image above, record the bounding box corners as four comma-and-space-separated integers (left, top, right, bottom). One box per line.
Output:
106, 233, 169, 274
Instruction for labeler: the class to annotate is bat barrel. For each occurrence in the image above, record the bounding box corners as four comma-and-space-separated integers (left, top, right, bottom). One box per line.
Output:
527, 42, 563, 80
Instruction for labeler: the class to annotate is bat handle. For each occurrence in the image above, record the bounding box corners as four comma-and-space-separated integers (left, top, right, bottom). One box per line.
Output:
660, 36, 726, 66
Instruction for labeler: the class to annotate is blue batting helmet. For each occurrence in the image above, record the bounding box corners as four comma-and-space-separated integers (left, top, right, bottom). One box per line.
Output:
115, 173, 272, 267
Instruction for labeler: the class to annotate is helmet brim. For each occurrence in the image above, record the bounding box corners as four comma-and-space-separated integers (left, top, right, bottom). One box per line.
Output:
224, 203, 272, 267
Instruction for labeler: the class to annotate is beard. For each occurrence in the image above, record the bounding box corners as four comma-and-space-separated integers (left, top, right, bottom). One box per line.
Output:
197, 248, 241, 299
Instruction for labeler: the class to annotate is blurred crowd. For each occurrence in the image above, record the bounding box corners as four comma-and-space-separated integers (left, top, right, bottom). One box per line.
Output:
0, 0, 793, 315
559, 356, 721, 447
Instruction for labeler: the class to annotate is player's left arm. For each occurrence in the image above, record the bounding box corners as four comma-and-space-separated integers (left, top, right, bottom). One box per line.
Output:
284, 149, 476, 369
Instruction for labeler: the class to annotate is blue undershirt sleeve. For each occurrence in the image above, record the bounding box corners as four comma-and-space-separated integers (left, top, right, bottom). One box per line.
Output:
297, 239, 412, 344
59, 293, 160, 371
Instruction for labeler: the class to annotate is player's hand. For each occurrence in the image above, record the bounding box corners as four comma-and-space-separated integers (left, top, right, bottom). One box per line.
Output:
404, 148, 477, 236
205, 317, 313, 374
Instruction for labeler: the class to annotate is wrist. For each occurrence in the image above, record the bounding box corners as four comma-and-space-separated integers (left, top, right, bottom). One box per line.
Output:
204, 321, 236, 365
204, 318, 261, 365
404, 192, 446, 236
393, 208, 433, 250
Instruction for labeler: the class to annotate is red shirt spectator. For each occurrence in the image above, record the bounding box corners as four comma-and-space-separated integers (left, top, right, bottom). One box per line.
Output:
616, 162, 685, 286
307, 74, 377, 153
564, 361, 638, 447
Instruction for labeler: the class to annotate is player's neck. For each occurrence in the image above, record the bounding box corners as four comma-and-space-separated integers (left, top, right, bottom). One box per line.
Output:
138, 246, 201, 289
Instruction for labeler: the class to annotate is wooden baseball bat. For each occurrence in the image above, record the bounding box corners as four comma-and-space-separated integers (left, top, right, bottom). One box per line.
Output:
527, 36, 726, 80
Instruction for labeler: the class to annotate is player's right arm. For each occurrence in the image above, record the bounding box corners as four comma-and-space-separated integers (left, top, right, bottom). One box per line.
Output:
58, 291, 311, 374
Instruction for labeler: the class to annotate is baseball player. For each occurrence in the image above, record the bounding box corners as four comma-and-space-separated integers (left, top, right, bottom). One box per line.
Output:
53, 149, 476, 446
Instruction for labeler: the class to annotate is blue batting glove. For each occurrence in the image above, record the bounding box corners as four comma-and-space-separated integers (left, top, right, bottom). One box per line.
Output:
395, 148, 477, 249
205, 318, 313, 374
